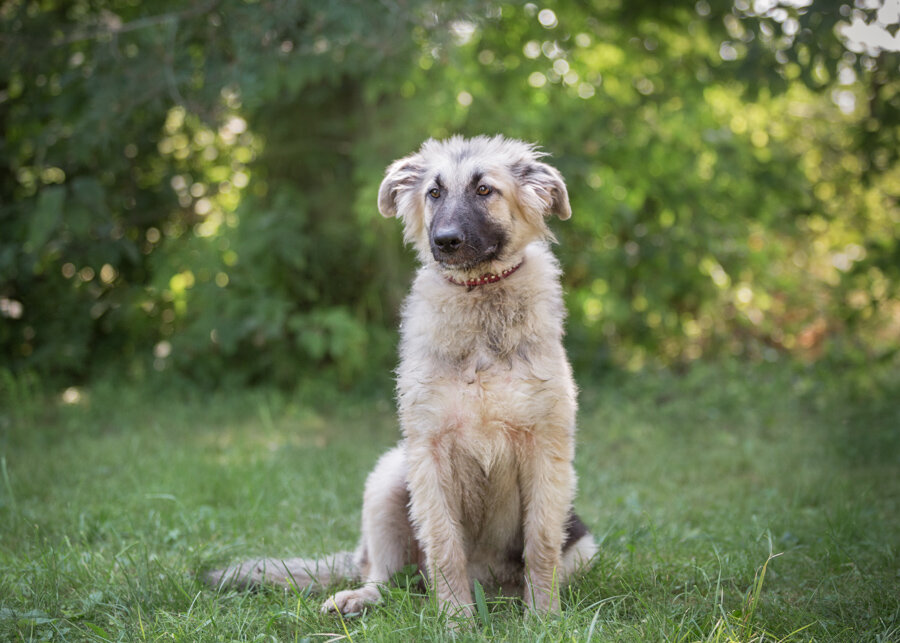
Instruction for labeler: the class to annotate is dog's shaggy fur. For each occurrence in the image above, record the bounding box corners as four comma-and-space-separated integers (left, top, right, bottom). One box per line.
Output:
207, 135, 596, 619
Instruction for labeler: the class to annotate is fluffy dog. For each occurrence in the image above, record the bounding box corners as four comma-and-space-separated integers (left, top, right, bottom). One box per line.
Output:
207, 135, 596, 619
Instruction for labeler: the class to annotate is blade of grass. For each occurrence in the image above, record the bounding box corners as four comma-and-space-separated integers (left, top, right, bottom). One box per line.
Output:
473, 579, 489, 629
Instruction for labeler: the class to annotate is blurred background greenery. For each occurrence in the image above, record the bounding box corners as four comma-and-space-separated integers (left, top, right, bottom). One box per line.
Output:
2, 0, 898, 387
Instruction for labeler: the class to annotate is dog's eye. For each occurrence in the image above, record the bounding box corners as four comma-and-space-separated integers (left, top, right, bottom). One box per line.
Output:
476, 185, 492, 196
428, 188, 441, 199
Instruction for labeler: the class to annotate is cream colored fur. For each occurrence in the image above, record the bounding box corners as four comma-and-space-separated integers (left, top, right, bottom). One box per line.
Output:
207, 135, 596, 621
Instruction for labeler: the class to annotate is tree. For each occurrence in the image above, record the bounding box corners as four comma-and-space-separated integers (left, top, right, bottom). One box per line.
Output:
1, 0, 897, 383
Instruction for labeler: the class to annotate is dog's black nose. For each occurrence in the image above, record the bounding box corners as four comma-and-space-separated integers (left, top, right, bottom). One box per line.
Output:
432, 226, 464, 253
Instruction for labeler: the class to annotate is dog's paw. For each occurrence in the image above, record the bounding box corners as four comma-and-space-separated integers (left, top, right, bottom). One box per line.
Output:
523, 586, 561, 616
320, 586, 380, 615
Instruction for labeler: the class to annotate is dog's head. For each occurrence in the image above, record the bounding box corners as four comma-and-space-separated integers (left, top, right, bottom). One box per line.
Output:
378, 135, 570, 277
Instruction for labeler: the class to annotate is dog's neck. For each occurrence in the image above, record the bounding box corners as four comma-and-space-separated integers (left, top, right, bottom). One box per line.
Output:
443, 260, 524, 290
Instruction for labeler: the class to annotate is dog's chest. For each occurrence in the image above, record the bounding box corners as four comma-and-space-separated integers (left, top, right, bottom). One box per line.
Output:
400, 297, 565, 421
401, 351, 559, 466
397, 269, 573, 464
453, 353, 543, 422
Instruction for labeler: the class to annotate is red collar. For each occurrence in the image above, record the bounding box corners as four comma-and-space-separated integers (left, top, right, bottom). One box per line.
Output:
444, 260, 524, 288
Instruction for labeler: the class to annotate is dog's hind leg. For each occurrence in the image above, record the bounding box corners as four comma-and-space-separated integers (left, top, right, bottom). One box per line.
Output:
322, 445, 418, 614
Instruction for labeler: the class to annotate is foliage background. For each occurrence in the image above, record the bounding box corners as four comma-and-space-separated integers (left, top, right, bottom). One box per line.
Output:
2, 0, 899, 385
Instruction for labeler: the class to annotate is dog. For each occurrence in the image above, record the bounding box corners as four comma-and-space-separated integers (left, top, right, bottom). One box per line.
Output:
207, 135, 597, 620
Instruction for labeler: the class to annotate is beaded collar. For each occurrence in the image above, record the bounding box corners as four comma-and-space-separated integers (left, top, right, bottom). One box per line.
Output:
444, 260, 524, 289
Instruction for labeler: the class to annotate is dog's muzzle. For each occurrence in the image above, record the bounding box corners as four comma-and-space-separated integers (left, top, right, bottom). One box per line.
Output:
429, 202, 506, 268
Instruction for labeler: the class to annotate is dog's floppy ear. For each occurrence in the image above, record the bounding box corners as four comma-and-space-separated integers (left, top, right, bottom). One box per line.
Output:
512, 160, 571, 220
378, 154, 425, 218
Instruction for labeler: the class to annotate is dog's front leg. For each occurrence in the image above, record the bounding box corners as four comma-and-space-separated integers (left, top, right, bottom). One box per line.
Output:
405, 438, 474, 618
519, 435, 575, 614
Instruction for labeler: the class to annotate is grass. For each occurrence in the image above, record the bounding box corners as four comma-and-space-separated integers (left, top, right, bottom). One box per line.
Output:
0, 361, 898, 641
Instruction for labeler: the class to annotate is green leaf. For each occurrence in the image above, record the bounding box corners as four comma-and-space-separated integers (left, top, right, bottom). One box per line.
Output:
26, 186, 65, 253
84, 622, 112, 640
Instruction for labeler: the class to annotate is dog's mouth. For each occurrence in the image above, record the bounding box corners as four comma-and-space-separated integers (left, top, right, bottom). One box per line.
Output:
436, 243, 500, 271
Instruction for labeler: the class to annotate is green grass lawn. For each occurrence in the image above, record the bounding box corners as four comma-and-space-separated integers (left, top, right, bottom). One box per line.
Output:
1, 362, 898, 641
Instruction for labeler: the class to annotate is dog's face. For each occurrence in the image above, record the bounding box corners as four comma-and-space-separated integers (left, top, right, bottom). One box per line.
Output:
378, 136, 571, 276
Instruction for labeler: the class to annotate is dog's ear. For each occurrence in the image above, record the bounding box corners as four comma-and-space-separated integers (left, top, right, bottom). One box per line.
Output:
378, 154, 425, 218
512, 160, 571, 220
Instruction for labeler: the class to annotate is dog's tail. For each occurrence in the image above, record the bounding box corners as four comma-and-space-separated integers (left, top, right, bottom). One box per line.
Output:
205, 551, 359, 592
